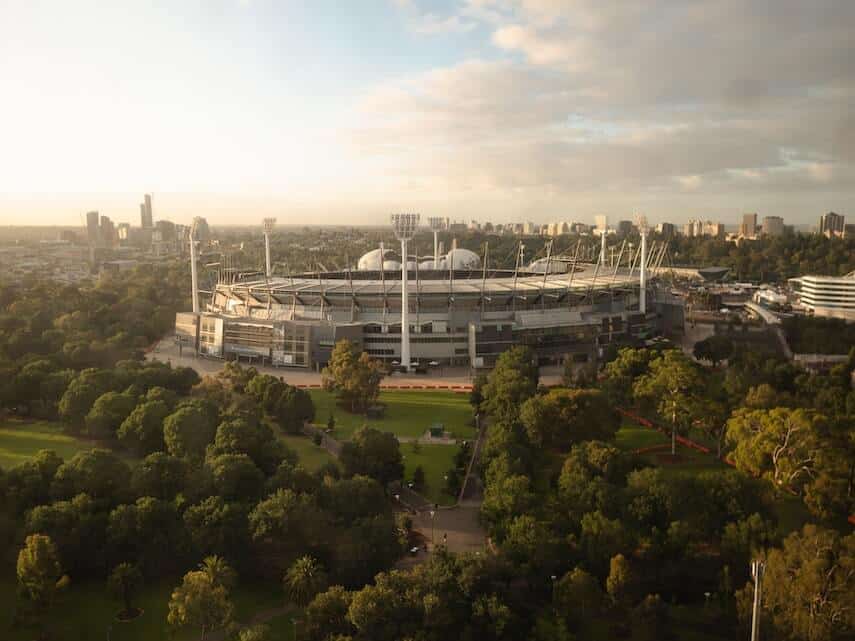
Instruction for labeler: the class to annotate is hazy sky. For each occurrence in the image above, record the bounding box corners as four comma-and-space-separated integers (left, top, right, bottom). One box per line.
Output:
1, 0, 852, 226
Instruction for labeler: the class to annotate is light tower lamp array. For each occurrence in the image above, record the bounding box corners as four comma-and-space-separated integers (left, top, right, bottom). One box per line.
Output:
391, 213, 420, 372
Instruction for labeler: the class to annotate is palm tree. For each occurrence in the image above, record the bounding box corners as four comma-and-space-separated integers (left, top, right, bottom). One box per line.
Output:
284, 556, 327, 607
200, 555, 235, 591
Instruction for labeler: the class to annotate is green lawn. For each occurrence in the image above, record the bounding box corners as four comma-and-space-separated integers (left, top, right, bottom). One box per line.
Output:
0, 576, 290, 641
310, 389, 475, 442
280, 433, 337, 472
0, 419, 92, 470
614, 424, 669, 452
400, 442, 461, 506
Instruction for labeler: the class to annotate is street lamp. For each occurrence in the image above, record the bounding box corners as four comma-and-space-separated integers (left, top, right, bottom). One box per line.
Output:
429, 509, 436, 546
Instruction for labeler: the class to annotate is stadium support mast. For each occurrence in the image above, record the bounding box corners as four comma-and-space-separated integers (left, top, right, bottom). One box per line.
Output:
636, 213, 648, 314
427, 216, 444, 268
262, 218, 276, 278
391, 213, 420, 371
190, 217, 202, 314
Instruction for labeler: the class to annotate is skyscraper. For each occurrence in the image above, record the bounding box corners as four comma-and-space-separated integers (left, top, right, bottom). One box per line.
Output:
740, 213, 757, 238
141, 194, 153, 228
86, 211, 99, 245
762, 216, 784, 236
819, 212, 845, 238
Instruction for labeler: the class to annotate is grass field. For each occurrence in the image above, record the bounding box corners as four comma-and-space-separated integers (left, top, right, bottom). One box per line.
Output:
280, 433, 337, 471
400, 442, 460, 506
310, 389, 475, 442
613, 423, 669, 451
0, 576, 294, 641
0, 420, 92, 470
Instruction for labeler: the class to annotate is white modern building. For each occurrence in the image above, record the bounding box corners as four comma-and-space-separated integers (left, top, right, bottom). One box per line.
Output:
788, 272, 855, 321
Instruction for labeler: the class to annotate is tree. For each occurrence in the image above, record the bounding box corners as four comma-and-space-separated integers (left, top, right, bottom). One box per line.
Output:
602, 347, 656, 406
208, 417, 286, 474
207, 453, 265, 501
412, 465, 426, 493
633, 350, 703, 455
17, 534, 63, 609
520, 387, 619, 450
246, 374, 315, 433
606, 553, 636, 606
322, 339, 384, 413
84, 391, 137, 440
726, 407, 821, 493
303, 586, 354, 641
481, 346, 538, 423
131, 452, 188, 500
693, 334, 733, 366
555, 566, 603, 622
167, 557, 235, 641
285, 556, 328, 607
107, 497, 188, 577
760, 524, 854, 641
236, 624, 272, 641
51, 448, 130, 504
164, 402, 218, 461
117, 399, 170, 455
108, 562, 143, 617
339, 426, 403, 487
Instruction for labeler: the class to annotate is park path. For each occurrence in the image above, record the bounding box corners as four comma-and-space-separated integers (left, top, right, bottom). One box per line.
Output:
204, 605, 293, 641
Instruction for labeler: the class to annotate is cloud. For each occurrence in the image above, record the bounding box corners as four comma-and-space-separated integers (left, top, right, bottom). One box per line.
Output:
392, 0, 477, 35
349, 0, 855, 220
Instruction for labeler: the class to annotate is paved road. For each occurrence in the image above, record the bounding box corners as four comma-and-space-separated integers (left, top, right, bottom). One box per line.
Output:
147, 336, 565, 388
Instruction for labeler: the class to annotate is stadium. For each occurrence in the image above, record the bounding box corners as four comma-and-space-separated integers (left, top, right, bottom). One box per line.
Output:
175, 216, 685, 371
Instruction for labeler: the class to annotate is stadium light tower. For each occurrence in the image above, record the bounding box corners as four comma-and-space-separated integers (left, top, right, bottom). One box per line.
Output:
596, 215, 609, 267
262, 218, 276, 278
190, 217, 202, 314
635, 213, 648, 314
391, 213, 420, 371
427, 216, 445, 268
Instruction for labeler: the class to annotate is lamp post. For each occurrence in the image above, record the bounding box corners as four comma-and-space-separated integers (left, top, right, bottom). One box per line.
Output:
391, 213, 420, 372
428, 216, 445, 268
750, 560, 765, 641
429, 508, 436, 546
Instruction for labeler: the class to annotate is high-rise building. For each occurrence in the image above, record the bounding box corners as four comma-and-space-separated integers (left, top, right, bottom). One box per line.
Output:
762, 216, 784, 236
819, 212, 845, 238
617, 220, 634, 236
142, 194, 153, 228
740, 213, 757, 238
656, 222, 676, 238
100, 215, 115, 247
86, 211, 99, 244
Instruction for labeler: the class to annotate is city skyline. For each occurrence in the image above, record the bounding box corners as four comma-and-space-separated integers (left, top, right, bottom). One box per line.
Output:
1, 0, 853, 226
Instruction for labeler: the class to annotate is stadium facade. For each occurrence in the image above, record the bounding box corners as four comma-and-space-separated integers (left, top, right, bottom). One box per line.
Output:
175, 221, 684, 371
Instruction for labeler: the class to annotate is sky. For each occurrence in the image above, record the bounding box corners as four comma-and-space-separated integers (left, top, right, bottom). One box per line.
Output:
0, 0, 852, 227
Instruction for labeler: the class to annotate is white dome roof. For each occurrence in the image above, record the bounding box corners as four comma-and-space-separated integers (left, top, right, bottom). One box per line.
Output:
405, 261, 419, 270
382, 260, 401, 270
527, 258, 567, 274
445, 248, 481, 270
357, 248, 395, 270
419, 259, 437, 269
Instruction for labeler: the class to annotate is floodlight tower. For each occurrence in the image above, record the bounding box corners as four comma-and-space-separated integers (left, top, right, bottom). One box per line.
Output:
391, 213, 420, 371
427, 216, 445, 268
189, 217, 202, 314
596, 215, 609, 267
636, 213, 648, 314
262, 218, 276, 278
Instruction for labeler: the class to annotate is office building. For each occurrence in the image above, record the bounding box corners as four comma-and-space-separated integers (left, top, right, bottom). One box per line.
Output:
762, 216, 784, 236
86, 211, 99, 245
617, 220, 634, 236
819, 212, 845, 238
656, 222, 676, 238
740, 213, 758, 238
789, 272, 855, 321
142, 194, 153, 228
100, 216, 115, 247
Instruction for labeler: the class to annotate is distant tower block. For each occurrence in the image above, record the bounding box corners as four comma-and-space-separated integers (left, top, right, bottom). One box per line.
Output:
262, 218, 277, 277
635, 213, 648, 314
427, 216, 445, 268
391, 213, 420, 371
